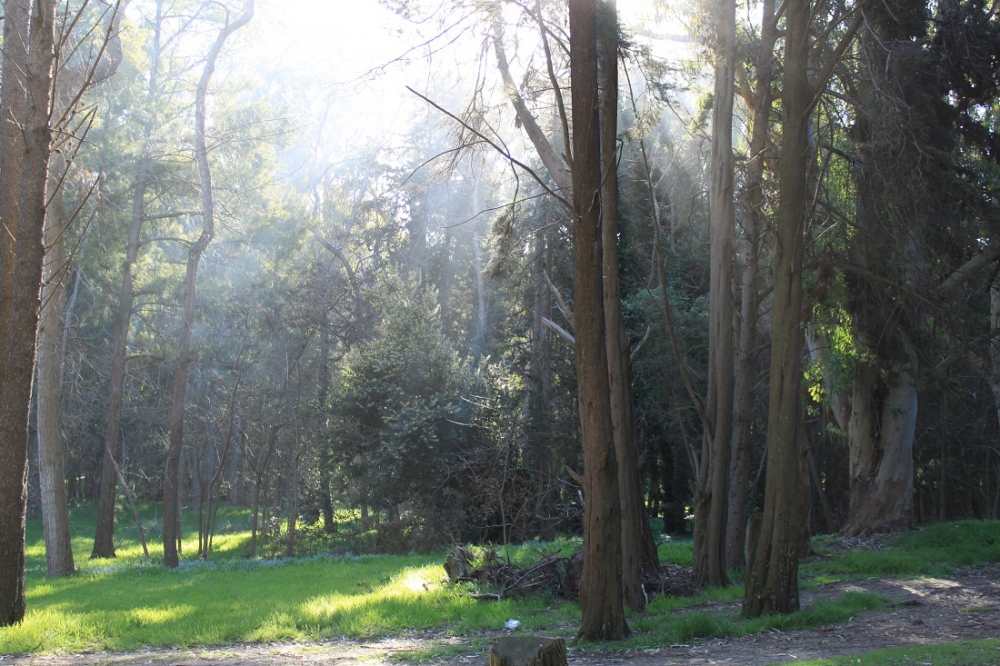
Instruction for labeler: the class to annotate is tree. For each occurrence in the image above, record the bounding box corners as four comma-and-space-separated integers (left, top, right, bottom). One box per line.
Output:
741, 0, 811, 617
693, 0, 736, 588
0, 0, 57, 625
599, 0, 658, 611
570, 0, 628, 640
37, 0, 125, 576
163, 0, 254, 568
92, 0, 168, 560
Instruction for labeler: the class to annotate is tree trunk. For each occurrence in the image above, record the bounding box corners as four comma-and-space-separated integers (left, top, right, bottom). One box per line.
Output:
842, 356, 917, 535
694, 0, 737, 588
743, 0, 810, 617
36, 149, 75, 577
94, 0, 165, 559
0, 0, 56, 626
0, 0, 32, 621
725, 0, 774, 572
598, 0, 657, 611
530, 227, 555, 539
163, 1, 254, 568
39, 0, 125, 576
570, 0, 627, 641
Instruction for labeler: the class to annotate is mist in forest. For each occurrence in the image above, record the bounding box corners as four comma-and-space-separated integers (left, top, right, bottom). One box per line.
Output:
1, 0, 999, 630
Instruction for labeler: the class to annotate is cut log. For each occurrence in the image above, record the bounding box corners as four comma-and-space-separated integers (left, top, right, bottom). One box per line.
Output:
489, 637, 567, 666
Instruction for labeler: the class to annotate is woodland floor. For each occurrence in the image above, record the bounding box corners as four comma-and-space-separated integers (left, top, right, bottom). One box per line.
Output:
4, 567, 998, 666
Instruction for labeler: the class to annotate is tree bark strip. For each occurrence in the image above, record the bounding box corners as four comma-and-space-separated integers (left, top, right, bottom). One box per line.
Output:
570, 0, 627, 640
0, 0, 57, 625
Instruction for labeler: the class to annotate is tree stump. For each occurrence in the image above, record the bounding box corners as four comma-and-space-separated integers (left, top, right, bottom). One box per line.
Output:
489, 637, 567, 666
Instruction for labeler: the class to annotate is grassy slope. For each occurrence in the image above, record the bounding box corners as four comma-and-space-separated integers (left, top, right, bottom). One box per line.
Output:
2, 505, 998, 661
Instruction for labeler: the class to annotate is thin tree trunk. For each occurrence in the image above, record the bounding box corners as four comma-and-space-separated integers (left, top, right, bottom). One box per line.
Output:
570, 0, 627, 640
36, 149, 75, 577
694, 0, 737, 588
163, 0, 254, 569
39, 0, 125, 576
743, 0, 810, 617
725, 0, 774, 571
94, 0, 164, 558
0, 0, 56, 626
530, 227, 555, 538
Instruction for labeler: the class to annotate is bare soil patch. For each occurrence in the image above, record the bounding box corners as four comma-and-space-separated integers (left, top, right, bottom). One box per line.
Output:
4, 571, 998, 666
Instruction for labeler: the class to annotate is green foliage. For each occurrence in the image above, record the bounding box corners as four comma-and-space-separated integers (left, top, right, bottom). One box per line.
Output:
323, 274, 474, 548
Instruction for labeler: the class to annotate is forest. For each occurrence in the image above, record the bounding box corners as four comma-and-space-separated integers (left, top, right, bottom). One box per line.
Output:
0, 0, 999, 656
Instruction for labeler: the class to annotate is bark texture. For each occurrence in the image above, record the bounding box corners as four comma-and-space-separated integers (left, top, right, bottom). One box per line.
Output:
0, 0, 32, 618
570, 0, 627, 640
743, 0, 810, 617
694, 0, 736, 588
36, 149, 75, 577
0, 0, 56, 625
725, 0, 775, 572
599, 0, 656, 611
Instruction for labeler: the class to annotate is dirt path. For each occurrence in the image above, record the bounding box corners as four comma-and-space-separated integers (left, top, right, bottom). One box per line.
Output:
4, 572, 998, 666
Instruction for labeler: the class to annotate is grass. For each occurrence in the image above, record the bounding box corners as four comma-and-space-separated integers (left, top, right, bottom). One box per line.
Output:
3, 506, 999, 659
775, 638, 1000, 665
803, 520, 1000, 582
4, 501, 582, 654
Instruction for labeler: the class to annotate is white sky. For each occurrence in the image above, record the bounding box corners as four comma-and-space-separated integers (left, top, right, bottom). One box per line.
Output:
244, 0, 692, 175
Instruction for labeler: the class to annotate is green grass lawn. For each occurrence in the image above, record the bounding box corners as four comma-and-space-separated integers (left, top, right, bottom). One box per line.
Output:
3, 505, 999, 660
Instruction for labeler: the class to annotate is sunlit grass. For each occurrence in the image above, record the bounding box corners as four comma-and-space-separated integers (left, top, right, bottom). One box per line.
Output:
5, 502, 580, 654
5, 508, 999, 657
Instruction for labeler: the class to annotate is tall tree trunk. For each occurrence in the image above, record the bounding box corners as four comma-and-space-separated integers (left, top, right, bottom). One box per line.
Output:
598, 0, 656, 611
0, 0, 32, 625
570, 0, 627, 641
743, 0, 810, 617
0, 0, 56, 625
94, 0, 164, 559
39, 0, 125, 575
694, 0, 737, 588
163, 0, 254, 568
725, 0, 775, 572
36, 149, 75, 577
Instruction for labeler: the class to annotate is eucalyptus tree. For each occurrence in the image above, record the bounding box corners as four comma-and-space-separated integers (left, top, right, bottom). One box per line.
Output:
743, 0, 863, 617
810, 0, 1000, 537
569, 0, 627, 639
0, 0, 57, 626
693, 0, 736, 588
